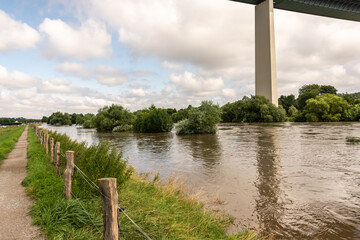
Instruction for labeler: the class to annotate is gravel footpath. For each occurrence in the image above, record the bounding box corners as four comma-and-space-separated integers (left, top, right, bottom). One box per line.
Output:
0, 126, 44, 240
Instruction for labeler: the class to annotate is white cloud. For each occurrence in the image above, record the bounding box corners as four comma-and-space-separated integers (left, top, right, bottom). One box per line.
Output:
222, 88, 236, 98
162, 61, 183, 71
129, 88, 146, 97
0, 10, 40, 52
38, 78, 76, 93
39, 18, 112, 61
170, 71, 224, 97
0, 65, 38, 88
56, 62, 127, 86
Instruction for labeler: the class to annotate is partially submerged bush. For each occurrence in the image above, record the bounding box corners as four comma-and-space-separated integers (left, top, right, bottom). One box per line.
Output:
112, 124, 133, 132
176, 101, 221, 135
133, 105, 173, 133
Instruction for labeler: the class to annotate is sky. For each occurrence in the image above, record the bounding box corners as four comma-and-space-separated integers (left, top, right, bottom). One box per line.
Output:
0, 0, 360, 119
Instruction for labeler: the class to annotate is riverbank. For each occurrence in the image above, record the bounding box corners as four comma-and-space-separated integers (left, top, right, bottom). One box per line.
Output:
24, 126, 255, 239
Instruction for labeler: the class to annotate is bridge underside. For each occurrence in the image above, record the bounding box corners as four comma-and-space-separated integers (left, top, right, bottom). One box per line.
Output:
232, 0, 360, 22
230, 0, 360, 106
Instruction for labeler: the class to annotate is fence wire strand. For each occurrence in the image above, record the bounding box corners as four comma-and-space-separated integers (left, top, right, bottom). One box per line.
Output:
74, 164, 152, 240
57, 172, 104, 238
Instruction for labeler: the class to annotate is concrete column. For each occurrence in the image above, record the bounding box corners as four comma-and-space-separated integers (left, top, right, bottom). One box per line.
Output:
255, 0, 278, 106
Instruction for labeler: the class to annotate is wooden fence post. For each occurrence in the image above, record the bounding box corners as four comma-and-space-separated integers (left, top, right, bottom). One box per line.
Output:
64, 151, 75, 199
45, 134, 49, 154
50, 137, 54, 163
98, 178, 118, 240
55, 142, 60, 175
40, 131, 43, 145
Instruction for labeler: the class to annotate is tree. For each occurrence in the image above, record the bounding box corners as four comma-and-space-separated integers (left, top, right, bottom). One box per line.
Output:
176, 101, 221, 135
278, 94, 297, 114
303, 94, 352, 122
47, 112, 72, 125
297, 84, 321, 110
133, 105, 173, 133
93, 104, 134, 131
41, 116, 48, 123
172, 105, 192, 123
320, 85, 337, 95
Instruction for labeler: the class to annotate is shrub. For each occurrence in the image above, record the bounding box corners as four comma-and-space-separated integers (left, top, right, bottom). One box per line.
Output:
112, 124, 133, 132
133, 105, 173, 133
93, 104, 134, 131
303, 94, 352, 122
176, 101, 221, 135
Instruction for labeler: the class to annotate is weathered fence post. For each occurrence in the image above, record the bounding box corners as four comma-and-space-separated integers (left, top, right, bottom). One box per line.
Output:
50, 137, 54, 163
64, 151, 74, 199
40, 131, 43, 145
45, 134, 49, 154
55, 142, 60, 175
98, 178, 118, 240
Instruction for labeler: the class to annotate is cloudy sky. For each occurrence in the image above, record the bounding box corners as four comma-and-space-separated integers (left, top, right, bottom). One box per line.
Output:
0, 0, 360, 118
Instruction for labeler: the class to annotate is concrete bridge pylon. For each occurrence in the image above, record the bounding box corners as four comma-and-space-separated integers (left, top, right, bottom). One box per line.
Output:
255, 0, 278, 106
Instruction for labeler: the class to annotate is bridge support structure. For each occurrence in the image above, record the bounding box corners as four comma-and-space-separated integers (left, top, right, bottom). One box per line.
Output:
255, 0, 278, 106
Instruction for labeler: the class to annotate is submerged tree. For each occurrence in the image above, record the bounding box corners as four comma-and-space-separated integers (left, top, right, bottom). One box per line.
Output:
93, 104, 134, 131
133, 105, 173, 133
176, 101, 221, 135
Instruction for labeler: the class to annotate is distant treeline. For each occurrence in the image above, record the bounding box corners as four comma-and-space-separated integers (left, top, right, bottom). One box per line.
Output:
0, 117, 41, 125
44, 84, 360, 134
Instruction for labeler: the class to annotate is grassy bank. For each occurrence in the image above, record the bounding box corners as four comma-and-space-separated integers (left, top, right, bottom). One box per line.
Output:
0, 125, 25, 163
24, 127, 255, 239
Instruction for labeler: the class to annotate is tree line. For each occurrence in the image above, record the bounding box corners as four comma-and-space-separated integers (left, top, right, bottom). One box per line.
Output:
43, 84, 360, 134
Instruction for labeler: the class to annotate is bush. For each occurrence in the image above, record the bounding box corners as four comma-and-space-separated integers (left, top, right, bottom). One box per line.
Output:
303, 94, 352, 122
221, 96, 286, 123
176, 101, 221, 135
112, 124, 133, 132
47, 112, 72, 126
93, 104, 134, 131
133, 105, 173, 133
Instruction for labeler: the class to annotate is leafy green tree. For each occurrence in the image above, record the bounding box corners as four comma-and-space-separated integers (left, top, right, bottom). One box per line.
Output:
0, 118, 12, 125
41, 116, 48, 123
133, 105, 173, 133
303, 94, 351, 122
176, 101, 221, 135
297, 84, 321, 110
320, 85, 337, 95
172, 105, 192, 123
93, 104, 134, 131
47, 112, 72, 125
278, 94, 297, 114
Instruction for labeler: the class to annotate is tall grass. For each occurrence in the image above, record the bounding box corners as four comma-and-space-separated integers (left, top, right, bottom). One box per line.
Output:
47, 131, 133, 198
23, 127, 103, 239
0, 125, 25, 163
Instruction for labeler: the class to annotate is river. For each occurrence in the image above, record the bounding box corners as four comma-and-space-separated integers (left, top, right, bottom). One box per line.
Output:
42, 122, 360, 239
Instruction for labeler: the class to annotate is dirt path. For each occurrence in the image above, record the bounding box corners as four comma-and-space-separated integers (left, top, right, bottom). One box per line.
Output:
0, 126, 44, 240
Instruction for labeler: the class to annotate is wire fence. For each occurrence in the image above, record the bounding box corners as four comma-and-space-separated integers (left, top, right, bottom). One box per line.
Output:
36, 127, 152, 240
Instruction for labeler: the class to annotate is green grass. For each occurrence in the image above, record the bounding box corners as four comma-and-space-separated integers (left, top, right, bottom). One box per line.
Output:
24, 126, 256, 239
346, 136, 360, 143
0, 125, 25, 163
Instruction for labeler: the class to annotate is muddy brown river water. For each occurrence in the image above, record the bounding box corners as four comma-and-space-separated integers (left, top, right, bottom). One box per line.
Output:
43, 122, 360, 239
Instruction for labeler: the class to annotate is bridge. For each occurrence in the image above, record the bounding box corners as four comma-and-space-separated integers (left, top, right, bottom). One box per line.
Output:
230, 0, 360, 105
